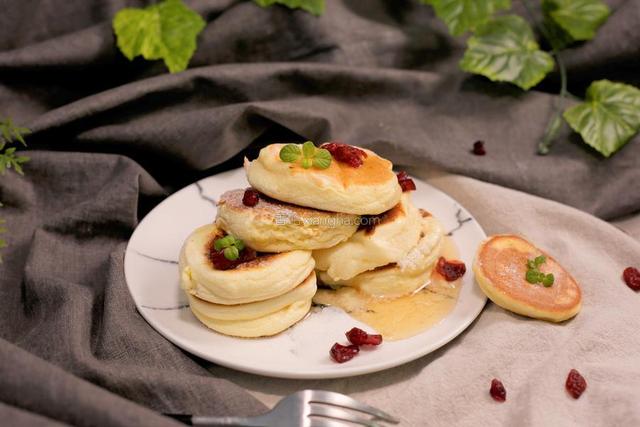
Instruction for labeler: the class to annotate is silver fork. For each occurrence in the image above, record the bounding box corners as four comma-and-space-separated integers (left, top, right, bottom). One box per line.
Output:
166, 389, 400, 427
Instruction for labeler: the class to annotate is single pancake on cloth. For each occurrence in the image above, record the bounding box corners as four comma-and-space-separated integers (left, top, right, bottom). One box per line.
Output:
187, 272, 317, 338
473, 234, 582, 322
244, 143, 402, 215
179, 224, 314, 305
215, 189, 359, 252
318, 211, 445, 297
313, 193, 422, 281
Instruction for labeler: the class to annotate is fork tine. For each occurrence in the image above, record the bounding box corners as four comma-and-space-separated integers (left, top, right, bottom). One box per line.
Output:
309, 418, 384, 427
309, 404, 382, 427
307, 390, 399, 424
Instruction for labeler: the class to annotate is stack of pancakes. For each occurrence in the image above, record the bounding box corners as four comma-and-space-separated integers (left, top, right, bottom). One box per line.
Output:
179, 143, 445, 337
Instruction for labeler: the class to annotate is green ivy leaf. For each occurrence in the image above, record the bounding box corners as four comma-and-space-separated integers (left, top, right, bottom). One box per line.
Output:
460, 15, 554, 90
421, 0, 510, 36
543, 0, 609, 41
113, 0, 206, 73
253, 0, 325, 16
564, 80, 640, 157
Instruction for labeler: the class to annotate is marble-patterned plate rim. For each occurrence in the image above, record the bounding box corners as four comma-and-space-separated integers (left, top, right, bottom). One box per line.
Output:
124, 168, 487, 379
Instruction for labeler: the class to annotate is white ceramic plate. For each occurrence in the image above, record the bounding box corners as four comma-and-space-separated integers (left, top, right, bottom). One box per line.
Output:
124, 168, 487, 379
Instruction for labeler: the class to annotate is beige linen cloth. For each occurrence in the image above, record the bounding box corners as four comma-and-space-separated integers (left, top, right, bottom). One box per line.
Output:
209, 173, 640, 427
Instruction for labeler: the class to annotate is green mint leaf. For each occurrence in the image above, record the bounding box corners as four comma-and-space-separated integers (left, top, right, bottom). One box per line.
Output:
460, 15, 554, 90
234, 238, 245, 251
113, 0, 205, 73
543, 0, 609, 41
214, 235, 234, 251
564, 80, 640, 157
527, 259, 537, 269
301, 158, 312, 169
525, 269, 540, 284
421, 0, 511, 36
534, 255, 546, 266
313, 148, 332, 169
542, 273, 555, 287
223, 246, 239, 261
279, 144, 302, 162
302, 141, 316, 158
253, 0, 325, 16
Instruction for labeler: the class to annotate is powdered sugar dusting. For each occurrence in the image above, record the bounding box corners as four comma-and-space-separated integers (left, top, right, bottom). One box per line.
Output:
398, 216, 445, 271
219, 189, 355, 222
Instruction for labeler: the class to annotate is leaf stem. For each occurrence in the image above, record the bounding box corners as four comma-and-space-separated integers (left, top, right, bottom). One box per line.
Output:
519, 0, 552, 44
538, 51, 568, 154
519, 0, 570, 155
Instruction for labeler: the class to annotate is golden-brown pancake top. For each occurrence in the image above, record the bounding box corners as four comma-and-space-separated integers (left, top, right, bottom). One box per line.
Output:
476, 235, 581, 313
282, 148, 395, 187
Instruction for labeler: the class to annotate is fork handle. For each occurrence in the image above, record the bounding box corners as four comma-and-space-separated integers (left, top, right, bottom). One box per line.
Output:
165, 414, 267, 427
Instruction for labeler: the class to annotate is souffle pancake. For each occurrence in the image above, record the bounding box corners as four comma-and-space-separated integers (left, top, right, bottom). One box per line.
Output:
473, 235, 581, 322
318, 210, 445, 297
216, 189, 359, 252
313, 193, 422, 281
179, 223, 314, 305
245, 143, 402, 215
188, 273, 316, 338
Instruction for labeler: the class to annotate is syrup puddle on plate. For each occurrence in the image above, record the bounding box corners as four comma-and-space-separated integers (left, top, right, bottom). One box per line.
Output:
312, 238, 462, 341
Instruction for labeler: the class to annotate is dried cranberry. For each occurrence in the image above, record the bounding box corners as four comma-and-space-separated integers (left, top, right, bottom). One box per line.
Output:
396, 171, 416, 192
209, 246, 257, 270
330, 343, 360, 363
565, 369, 587, 399
472, 141, 486, 156
623, 267, 640, 291
346, 327, 383, 346
436, 257, 466, 281
321, 142, 367, 168
490, 379, 506, 402
242, 188, 260, 207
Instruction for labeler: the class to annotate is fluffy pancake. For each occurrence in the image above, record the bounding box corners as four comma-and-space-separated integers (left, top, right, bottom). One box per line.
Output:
187, 272, 316, 321
180, 224, 314, 305
191, 299, 312, 338
215, 189, 359, 252
244, 143, 402, 215
318, 212, 444, 297
313, 193, 422, 281
473, 235, 582, 322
